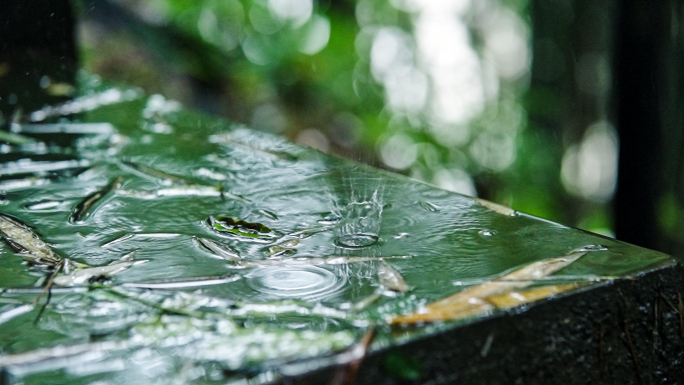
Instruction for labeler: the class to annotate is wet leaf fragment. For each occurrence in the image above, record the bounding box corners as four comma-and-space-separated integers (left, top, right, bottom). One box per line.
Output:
0, 214, 144, 288
69, 176, 123, 223
268, 238, 299, 256
53, 261, 141, 286
196, 237, 241, 262
287, 225, 335, 239
474, 198, 516, 216
53, 251, 146, 287
209, 215, 276, 239
378, 262, 409, 292
0, 213, 63, 267
121, 160, 189, 184
122, 274, 240, 289
390, 251, 587, 324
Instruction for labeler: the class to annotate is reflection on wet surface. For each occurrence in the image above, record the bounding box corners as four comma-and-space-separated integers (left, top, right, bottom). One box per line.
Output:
0, 81, 674, 383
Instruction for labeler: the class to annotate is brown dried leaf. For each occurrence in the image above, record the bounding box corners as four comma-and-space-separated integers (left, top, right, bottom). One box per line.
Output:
486, 284, 581, 309
390, 252, 586, 324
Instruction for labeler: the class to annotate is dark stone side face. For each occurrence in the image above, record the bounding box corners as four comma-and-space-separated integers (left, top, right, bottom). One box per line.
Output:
287, 261, 684, 385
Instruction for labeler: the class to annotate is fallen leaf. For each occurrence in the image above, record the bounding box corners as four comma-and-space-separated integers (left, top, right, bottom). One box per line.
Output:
378, 261, 409, 292
486, 284, 581, 309
474, 198, 516, 216
196, 237, 241, 262
0, 213, 63, 267
209, 215, 276, 239
390, 252, 586, 324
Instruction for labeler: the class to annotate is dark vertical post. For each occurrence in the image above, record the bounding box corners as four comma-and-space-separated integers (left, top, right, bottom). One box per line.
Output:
613, 1, 671, 249
528, 0, 615, 228
0, 0, 77, 128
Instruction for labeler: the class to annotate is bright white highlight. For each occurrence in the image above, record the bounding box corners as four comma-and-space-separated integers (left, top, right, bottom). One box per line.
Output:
561, 121, 618, 202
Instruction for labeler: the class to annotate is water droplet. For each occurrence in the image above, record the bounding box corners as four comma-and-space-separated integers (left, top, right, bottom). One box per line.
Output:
335, 233, 379, 248
246, 266, 345, 301
478, 229, 497, 237
419, 201, 440, 212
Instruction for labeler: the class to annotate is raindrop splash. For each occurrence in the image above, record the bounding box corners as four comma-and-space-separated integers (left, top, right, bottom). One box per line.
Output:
328, 168, 386, 248
334, 199, 382, 248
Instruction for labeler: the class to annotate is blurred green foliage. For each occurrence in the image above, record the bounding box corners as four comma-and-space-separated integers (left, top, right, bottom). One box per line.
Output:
77, 0, 618, 237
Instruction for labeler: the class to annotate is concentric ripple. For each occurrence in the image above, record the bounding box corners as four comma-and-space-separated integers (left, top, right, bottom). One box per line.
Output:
334, 233, 379, 248
245, 266, 346, 301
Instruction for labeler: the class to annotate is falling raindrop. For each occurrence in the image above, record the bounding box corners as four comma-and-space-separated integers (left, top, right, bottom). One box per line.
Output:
334, 199, 382, 248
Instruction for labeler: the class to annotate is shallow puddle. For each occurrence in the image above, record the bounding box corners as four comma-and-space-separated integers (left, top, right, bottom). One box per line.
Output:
0, 80, 674, 383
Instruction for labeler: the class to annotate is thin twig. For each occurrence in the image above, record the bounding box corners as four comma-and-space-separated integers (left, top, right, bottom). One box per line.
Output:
659, 293, 677, 312
33, 290, 52, 326
33, 259, 65, 325
34, 260, 64, 304
329, 327, 376, 385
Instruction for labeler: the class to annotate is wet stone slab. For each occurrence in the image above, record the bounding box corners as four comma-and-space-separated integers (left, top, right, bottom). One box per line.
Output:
0, 80, 680, 384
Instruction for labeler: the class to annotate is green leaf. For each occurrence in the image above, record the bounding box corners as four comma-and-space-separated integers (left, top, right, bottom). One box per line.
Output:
208, 215, 276, 239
